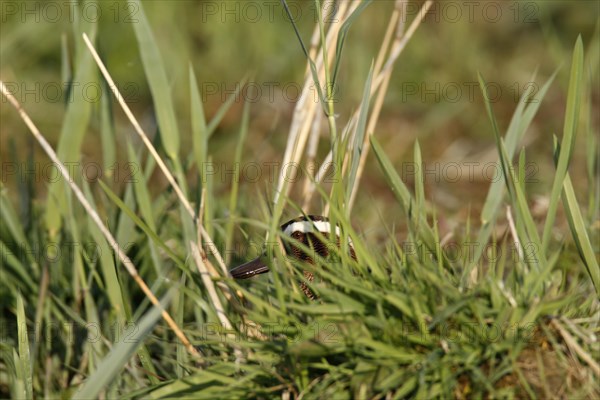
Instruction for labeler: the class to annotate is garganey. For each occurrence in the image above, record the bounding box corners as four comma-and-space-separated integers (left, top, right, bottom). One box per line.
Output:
229, 215, 356, 299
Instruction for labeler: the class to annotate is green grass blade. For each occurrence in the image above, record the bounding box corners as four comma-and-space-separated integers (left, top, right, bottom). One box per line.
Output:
98, 179, 186, 271
205, 76, 248, 137
16, 292, 33, 400
518, 149, 526, 197
542, 36, 584, 250
0, 240, 36, 293
370, 136, 436, 250
478, 72, 546, 275
45, 21, 97, 235
473, 70, 557, 264
72, 293, 168, 400
562, 170, 600, 295
331, 0, 373, 88
60, 33, 70, 85
345, 62, 373, 211
414, 140, 425, 229
100, 77, 117, 174
393, 376, 418, 399
114, 183, 137, 249
281, 0, 326, 107
224, 98, 251, 265
81, 183, 124, 313
0, 189, 39, 275
189, 65, 208, 174
500, 139, 546, 268
126, 141, 164, 275
585, 93, 599, 223
584, 27, 599, 223
126, 143, 156, 233
10, 348, 25, 400
281, 0, 310, 61
370, 135, 412, 212
176, 274, 188, 379
128, 0, 180, 159
203, 155, 216, 238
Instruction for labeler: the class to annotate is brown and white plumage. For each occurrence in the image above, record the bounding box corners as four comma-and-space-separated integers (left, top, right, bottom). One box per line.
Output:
229, 215, 356, 298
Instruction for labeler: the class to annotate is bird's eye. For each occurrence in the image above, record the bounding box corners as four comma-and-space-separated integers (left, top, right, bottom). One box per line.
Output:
292, 231, 303, 240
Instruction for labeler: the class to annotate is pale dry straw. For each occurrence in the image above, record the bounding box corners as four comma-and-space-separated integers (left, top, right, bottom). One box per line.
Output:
81, 33, 229, 278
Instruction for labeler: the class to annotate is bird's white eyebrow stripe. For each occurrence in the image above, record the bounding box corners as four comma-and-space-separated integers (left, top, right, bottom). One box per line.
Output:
283, 221, 354, 246
283, 221, 332, 235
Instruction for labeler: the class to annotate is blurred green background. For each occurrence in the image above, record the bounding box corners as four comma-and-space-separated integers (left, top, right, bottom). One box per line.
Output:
1, 0, 598, 232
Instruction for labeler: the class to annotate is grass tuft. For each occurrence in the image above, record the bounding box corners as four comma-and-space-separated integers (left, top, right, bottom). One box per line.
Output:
0, 1, 597, 398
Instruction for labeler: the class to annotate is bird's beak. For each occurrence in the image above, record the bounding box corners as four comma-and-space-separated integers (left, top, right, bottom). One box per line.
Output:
229, 254, 270, 279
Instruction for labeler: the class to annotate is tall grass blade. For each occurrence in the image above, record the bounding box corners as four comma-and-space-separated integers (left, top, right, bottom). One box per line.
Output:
16, 292, 33, 400
114, 183, 137, 250
346, 63, 373, 212
370, 136, 436, 250
473, 70, 557, 264
10, 348, 25, 400
414, 140, 425, 229
561, 169, 600, 295
585, 94, 599, 223
126, 141, 164, 275
45, 22, 97, 235
478, 73, 546, 269
205, 76, 248, 137
331, 0, 372, 88
128, 0, 180, 159
584, 28, 599, 223
0, 240, 36, 294
159, 42, 196, 250
100, 76, 117, 173
0, 190, 39, 277
281, 0, 326, 107
60, 33, 70, 86
542, 36, 584, 250
189, 65, 208, 175
225, 98, 251, 264
80, 183, 125, 319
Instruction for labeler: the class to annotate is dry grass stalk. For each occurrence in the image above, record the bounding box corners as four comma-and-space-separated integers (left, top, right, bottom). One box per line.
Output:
277, 0, 433, 216
0, 80, 200, 358
81, 33, 229, 276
